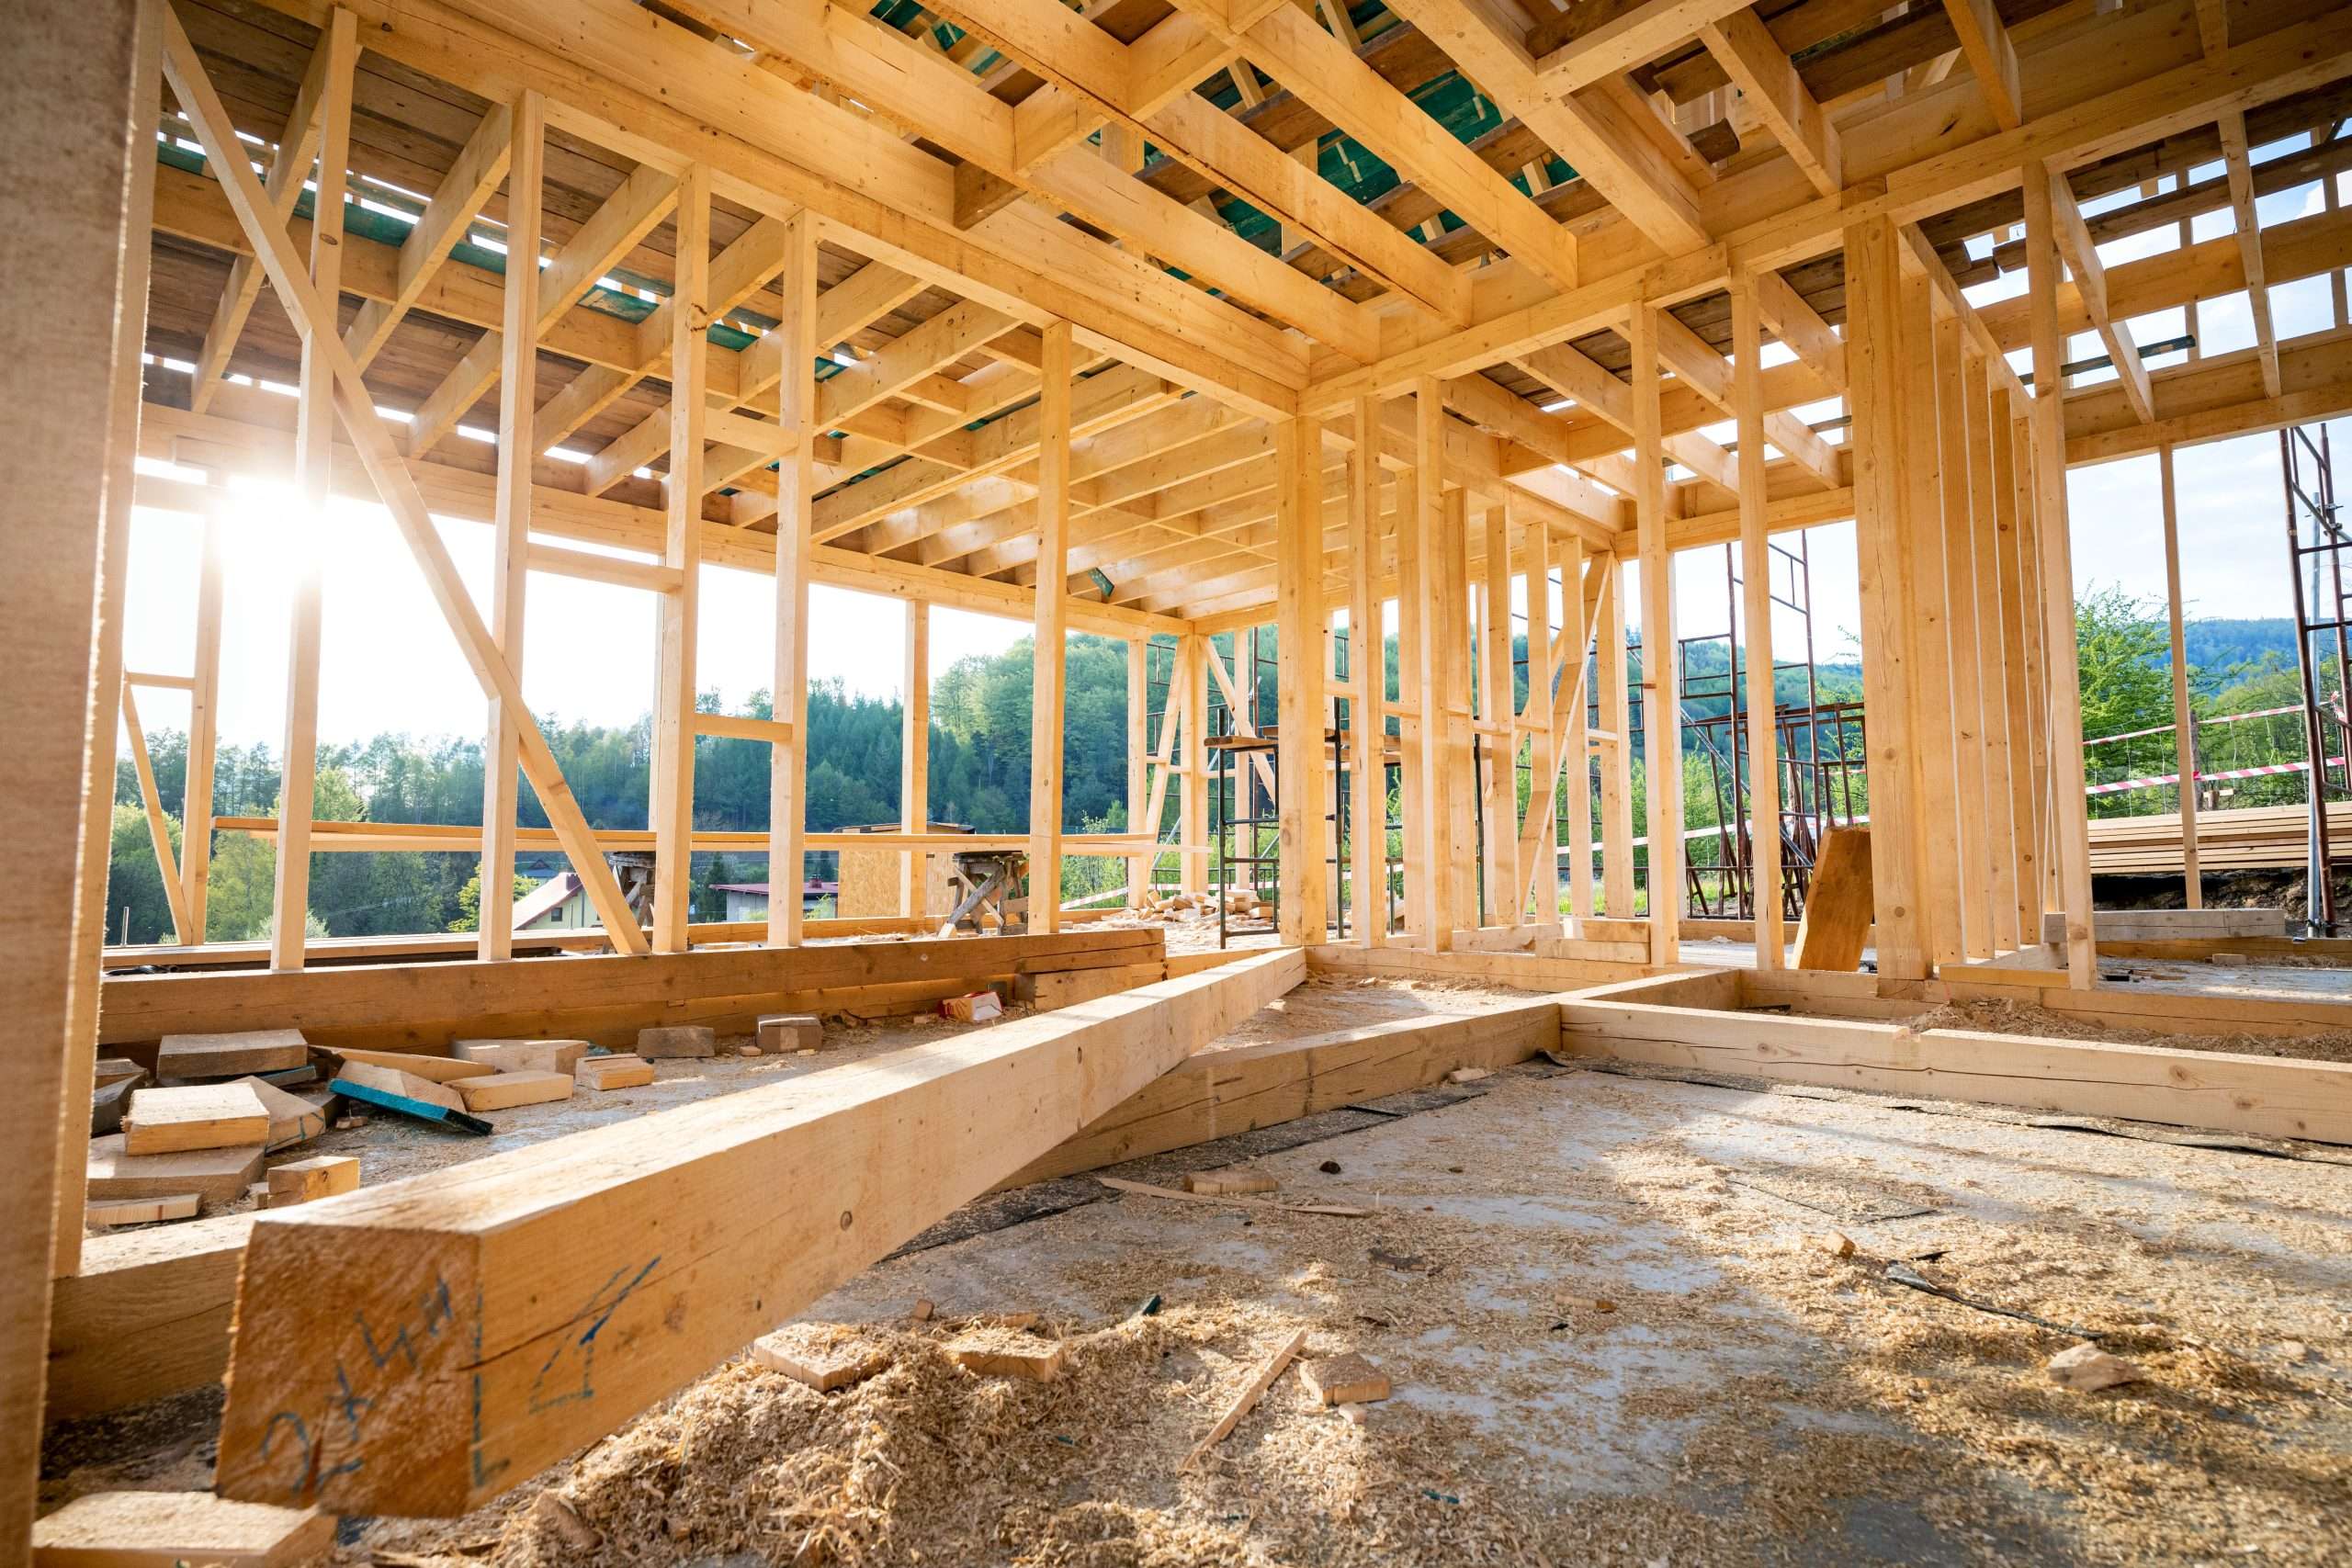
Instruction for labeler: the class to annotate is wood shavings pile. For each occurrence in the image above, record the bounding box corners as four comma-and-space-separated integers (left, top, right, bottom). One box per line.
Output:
341, 1070, 2352, 1566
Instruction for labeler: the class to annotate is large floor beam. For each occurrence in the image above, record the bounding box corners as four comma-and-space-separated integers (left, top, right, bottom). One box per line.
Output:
214, 949, 1306, 1516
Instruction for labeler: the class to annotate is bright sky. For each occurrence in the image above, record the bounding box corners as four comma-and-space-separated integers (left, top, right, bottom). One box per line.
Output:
123, 152, 2348, 752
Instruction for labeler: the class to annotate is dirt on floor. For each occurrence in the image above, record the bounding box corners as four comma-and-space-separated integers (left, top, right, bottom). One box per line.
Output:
311, 1063, 2352, 1568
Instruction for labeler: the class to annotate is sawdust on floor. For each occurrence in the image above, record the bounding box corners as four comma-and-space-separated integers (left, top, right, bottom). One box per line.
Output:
337, 1067, 2352, 1567
1911, 995, 2352, 1065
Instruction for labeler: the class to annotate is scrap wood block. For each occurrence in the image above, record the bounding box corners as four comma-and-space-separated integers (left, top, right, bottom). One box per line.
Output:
335, 1059, 466, 1112
1183, 1168, 1277, 1195
321, 1046, 495, 1084
238, 1075, 326, 1150
1792, 826, 1873, 972
751, 1324, 891, 1392
1301, 1351, 1390, 1406
636, 1024, 718, 1059
453, 1037, 590, 1076
755, 1014, 823, 1054
121, 1082, 270, 1156
455, 1069, 575, 1112
946, 1326, 1064, 1382
266, 1155, 360, 1208
575, 1054, 654, 1090
87, 1136, 265, 1212
90, 1072, 142, 1138
31, 1489, 332, 1566
93, 1057, 144, 1088
154, 1029, 309, 1082
85, 1192, 200, 1227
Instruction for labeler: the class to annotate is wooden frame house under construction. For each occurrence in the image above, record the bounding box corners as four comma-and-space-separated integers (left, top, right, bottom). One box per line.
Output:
9, 0, 2352, 1557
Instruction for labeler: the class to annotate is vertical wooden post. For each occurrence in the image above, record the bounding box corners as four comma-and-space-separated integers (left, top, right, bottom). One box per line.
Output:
270, 8, 356, 965
57, 0, 164, 1281
1966, 354, 2021, 952
1842, 216, 1928, 979
1564, 542, 1594, 926
2014, 406, 2054, 924
1900, 269, 1964, 970
1028, 321, 1074, 934
903, 602, 931, 917
1179, 632, 1208, 897
1935, 308, 1995, 961
182, 516, 224, 941
767, 213, 817, 947
1524, 514, 1558, 930
1275, 415, 1328, 946
2021, 162, 2099, 987
3, 0, 152, 1537
2160, 443, 2202, 908
1989, 386, 2041, 943
1732, 277, 1784, 967
1347, 395, 1385, 944
478, 86, 540, 962
1630, 307, 1679, 964
1479, 499, 1518, 921
1443, 489, 1478, 929
1599, 555, 1634, 919
1125, 635, 1148, 907
1408, 383, 1452, 949
651, 165, 708, 953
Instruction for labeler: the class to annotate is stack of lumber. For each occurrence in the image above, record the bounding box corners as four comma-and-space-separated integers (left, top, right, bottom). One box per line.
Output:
2087, 802, 2352, 874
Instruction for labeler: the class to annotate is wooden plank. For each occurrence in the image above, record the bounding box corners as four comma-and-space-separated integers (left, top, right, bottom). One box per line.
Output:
1732, 276, 1784, 969
769, 213, 817, 948
480, 89, 542, 964
1901, 268, 1966, 968
2020, 162, 2099, 988
266, 1155, 360, 1207
46, 1214, 255, 1419
30, 1491, 330, 1567
121, 1084, 269, 1156
85, 1193, 201, 1228
2158, 444, 2202, 907
1553, 998, 2352, 1145
1792, 826, 1873, 972
266, 12, 356, 971
155, 1030, 308, 1080
1275, 414, 1326, 945
1029, 322, 1075, 935
213, 950, 1306, 1515
1182, 1328, 1306, 1471
85, 1137, 264, 1213
1631, 308, 1679, 964
1479, 498, 1517, 921
652, 164, 709, 954
1844, 215, 1928, 980
453, 1070, 576, 1111
1003, 997, 1562, 1186
1405, 383, 1449, 948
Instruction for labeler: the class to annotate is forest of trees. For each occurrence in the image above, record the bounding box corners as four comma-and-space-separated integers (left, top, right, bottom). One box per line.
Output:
103, 605, 2339, 945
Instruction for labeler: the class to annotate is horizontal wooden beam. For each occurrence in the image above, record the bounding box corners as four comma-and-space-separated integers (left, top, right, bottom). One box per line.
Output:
214, 948, 1306, 1514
